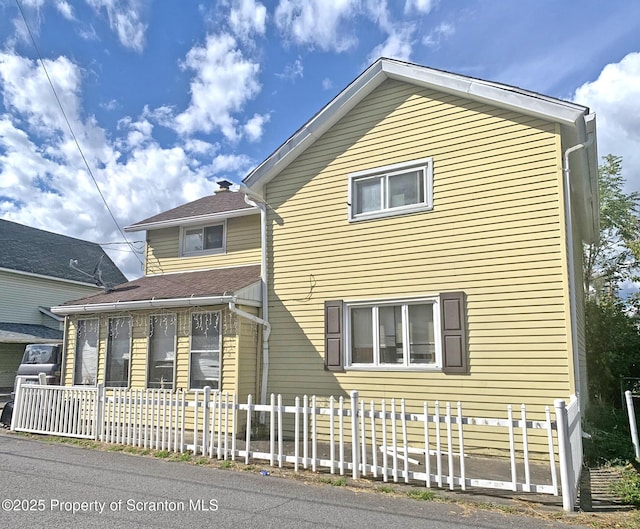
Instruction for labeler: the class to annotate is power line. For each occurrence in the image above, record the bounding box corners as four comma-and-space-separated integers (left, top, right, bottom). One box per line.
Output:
15, 0, 145, 269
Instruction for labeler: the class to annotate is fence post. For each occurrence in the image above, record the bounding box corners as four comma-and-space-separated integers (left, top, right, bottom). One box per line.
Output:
203, 386, 211, 457
350, 390, 360, 479
624, 390, 640, 459
10, 377, 23, 431
95, 383, 105, 441
554, 399, 574, 511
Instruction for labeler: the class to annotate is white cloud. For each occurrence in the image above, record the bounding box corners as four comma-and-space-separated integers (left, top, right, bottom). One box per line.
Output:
367, 25, 414, 63
404, 0, 437, 14
228, 0, 267, 40
86, 0, 147, 52
276, 58, 303, 81
322, 77, 333, 90
174, 33, 261, 141
55, 1, 74, 20
573, 52, 640, 192
275, 0, 359, 52
0, 50, 254, 279
244, 113, 270, 142
422, 21, 454, 48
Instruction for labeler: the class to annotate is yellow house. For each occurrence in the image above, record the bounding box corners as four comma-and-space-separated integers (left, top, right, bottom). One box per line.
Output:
51, 58, 598, 456
52, 183, 266, 405
241, 58, 598, 452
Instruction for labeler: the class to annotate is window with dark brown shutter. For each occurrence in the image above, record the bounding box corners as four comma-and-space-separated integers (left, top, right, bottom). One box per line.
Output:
440, 291, 468, 374
324, 300, 344, 371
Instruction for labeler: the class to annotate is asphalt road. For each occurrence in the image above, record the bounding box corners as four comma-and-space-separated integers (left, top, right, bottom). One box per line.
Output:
0, 431, 587, 529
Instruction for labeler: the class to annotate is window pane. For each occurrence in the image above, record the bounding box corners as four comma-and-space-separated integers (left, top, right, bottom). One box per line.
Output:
388, 170, 423, 208
355, 177, 382, 214
74, 319, 99, 385
190, 312, 221, 390
379, 305, 403, 364
148, 315, 176, 389
184, 228, 203, 253
204, 225, 224, 250
408, 304, 435, 364
351, 307, 373, 363
106, 317, 130, 387
190, 352, 220, 390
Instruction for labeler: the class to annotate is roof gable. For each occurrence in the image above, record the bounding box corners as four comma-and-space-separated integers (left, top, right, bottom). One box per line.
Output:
0, 219, 127, 287
242, 57, 598, 242
125, 190, 258, 232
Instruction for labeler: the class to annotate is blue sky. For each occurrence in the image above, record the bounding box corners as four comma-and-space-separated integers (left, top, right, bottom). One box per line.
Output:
1, 0, 639, 279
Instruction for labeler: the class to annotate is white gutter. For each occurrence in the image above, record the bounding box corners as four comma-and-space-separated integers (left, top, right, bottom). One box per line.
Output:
242, 189, 270, 416
562, 130, 595, 408
50, 295, 262, 315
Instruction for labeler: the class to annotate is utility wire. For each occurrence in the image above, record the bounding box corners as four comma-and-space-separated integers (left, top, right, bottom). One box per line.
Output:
15, 0, 144, 268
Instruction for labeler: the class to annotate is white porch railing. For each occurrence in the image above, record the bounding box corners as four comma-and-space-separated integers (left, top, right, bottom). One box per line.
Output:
11, 381, 583, 511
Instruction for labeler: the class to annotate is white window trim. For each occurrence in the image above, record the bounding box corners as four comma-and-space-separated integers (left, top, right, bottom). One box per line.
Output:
179, 221, 227, 257
348, 157, 434, 222
188, 310, 222, 391
146, 313, 177, 390
105, 316, 132, 388
344, 296, 442, 371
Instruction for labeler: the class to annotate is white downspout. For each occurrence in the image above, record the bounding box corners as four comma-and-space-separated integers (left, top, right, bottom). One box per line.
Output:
562, 131, 594, 409
243, 192, 270, 417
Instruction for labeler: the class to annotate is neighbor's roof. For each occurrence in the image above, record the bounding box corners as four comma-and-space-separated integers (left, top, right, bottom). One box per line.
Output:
125, 190, 258, 232
0, 322, 63, 344
242, 57, 598, 242
52, 264, 261, 314
0, 219, 127, 287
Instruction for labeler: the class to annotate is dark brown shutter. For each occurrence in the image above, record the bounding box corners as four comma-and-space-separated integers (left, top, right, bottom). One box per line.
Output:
324, 300, 344, 371
440, 292, 468, 374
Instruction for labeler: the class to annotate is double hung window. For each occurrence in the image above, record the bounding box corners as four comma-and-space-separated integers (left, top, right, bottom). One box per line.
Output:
74, 319, 99, 385
181, 223, 225, 256
105, 317, 131, 387
147, 314, 176, 389
189, 312, 221, 390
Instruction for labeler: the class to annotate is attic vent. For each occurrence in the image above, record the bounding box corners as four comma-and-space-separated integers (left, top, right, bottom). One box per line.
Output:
216, 180, 233, 192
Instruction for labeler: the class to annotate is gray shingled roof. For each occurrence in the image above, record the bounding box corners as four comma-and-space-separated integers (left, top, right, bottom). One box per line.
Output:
126, 190, 256, 230
59, 264, 261, 307
0, 323, 63, 344
0, 219, 127, 287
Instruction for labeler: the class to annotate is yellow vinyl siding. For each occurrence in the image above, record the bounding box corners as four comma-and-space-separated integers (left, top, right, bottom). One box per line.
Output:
264, 79, 571, 454
145, 214, 261, 275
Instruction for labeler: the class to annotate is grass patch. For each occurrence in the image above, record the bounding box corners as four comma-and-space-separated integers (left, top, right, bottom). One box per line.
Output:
610, 465, 640, 506
219, 460, 233, 469
377, 485, 395, 494
154, 450, 170, 459
406, 489, 436, 501
194, 457, 210, 465
318, 476, 346, 486
177, 452, 191, 462
583, 403, 636, 466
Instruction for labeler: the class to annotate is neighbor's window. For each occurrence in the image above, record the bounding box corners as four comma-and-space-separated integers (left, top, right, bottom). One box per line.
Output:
147, 314, 176, 389
181, 223, 225, 255
189, 311, 221, 390
347, 299, 439, 368
105, 317, 131, 387
349, 158, 433, 220
74, 319, 99, 385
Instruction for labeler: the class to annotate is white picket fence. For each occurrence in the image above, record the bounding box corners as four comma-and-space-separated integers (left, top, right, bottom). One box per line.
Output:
10, 380, 582, 511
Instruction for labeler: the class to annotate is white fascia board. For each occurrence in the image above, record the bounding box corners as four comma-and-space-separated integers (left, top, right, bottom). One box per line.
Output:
124, 206, 259, 233
381, 60, 587, 126
51, 294, 262, 315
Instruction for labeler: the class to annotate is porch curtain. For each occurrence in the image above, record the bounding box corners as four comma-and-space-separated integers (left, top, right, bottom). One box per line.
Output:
74, 320, 99, 385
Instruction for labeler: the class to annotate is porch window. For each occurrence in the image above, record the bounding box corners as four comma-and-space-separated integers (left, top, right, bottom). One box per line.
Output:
181, 223, 225, 256
147, 314, 176, 389
348, 158, 433, 221
347, 298, 439, 369
189, 312, 221, 390
74, 319, 99, 385
105, 317, 131, 387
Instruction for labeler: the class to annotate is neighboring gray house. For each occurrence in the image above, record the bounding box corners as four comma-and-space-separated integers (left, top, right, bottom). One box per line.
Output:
0, 219, 127, 390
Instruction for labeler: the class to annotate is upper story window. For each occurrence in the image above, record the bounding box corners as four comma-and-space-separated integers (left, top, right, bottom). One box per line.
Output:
181, 223, 225, 256
348, 158, 433, 221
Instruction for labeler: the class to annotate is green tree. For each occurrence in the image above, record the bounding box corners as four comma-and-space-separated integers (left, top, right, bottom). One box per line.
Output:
584, 154, 640, 299
584, 154, 640, 403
